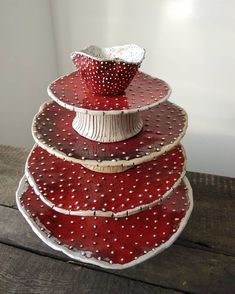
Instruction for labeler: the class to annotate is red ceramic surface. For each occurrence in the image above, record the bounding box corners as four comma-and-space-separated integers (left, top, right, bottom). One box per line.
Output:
32, 101, 187, 167
17, 177, 192, 269
48, 71, 170, 114
26, 145, 185, 217
71, 53, 139, 95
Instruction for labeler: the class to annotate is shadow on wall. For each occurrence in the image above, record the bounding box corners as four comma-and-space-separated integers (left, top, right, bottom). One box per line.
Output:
184, 131, 235, 177
51, 0, 110, 74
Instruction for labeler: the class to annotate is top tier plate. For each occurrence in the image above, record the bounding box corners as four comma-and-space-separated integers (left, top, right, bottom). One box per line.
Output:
48, 71, 171, 115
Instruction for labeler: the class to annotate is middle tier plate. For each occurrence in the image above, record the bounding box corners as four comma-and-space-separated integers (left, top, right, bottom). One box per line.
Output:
32, 101, 187, 173
26, 144, 185, 217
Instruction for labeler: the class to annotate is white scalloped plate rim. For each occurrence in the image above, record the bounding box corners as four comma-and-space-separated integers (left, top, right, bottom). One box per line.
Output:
16, 176, 193, 270
25, 144, 187, 217
47, 71, 172, 116
71, 44, 146, 64
32, 101, 188, 168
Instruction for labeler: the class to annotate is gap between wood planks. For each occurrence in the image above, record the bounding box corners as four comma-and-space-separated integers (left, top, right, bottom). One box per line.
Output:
0, 242, 185, 294
176, 238, 235, 258
0, 201, 234, 258
0, 240, 187, 294
0, 203, 195, 293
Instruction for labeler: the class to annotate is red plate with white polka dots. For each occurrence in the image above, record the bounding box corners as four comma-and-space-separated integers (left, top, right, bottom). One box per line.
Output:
32, 101, 187, 168
71, 53, 140, 96
16, 177, 193, 269
26, 145, 186, 217
47, 71, 171, 114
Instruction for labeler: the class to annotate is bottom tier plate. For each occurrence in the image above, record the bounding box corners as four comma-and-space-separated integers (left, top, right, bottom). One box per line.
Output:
16, 176, 193, 269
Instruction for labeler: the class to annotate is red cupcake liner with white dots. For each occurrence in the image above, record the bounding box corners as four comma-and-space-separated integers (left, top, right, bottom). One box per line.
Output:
48, 71, 171, 115
70, 44, 145, 96
16, 176, 193, 269
32, 101, 187, 169
26, 145, 186, 217
71, 55, 139, 96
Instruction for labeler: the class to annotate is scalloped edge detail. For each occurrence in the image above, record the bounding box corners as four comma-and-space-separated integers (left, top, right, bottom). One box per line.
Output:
47, 72, 172, 116
16, 176, 193, 269
25, 144, 187, 217
31, 101, 188, 169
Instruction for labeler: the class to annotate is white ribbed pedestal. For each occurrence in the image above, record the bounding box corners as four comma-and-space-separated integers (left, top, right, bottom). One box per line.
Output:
72, 111, 143, 143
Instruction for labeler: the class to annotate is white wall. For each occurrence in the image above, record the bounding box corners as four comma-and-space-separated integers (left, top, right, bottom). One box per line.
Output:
0, 0, 58, 147
0, 0, 234, 177
50, 0, 235, 177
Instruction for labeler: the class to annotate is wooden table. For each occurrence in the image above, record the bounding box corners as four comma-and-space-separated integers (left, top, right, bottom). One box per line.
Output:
0, 145, 234, 294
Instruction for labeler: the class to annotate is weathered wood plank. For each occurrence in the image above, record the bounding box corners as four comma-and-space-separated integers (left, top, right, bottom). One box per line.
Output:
0, 205, 234, 294
0, 145, 235, 255
183, 172, 235, 255
0, 145, 27, 207
0, 243, 176, 294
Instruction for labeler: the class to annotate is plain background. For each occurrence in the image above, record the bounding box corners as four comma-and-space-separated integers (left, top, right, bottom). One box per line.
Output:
0, 0, 234, 177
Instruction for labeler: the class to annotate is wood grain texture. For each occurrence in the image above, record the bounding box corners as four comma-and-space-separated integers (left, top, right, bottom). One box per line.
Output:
183, 172, 235, 255
0, 145, 27, 207
0, 243, 175, 294
0, 206, 234, 293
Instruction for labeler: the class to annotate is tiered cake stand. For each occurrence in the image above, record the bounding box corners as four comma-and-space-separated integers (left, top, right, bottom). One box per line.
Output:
16, 45, 193, 269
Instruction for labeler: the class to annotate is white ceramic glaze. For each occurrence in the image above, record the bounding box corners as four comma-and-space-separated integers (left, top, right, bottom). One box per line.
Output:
72, 111, 143, 142
80, 164, 131, 173
71, 44, 145, 64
